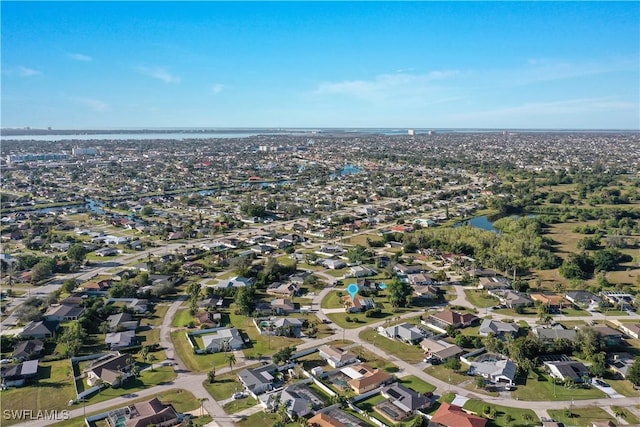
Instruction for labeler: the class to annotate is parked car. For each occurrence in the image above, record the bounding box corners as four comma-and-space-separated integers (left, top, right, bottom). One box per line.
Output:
233, 392, 246, 399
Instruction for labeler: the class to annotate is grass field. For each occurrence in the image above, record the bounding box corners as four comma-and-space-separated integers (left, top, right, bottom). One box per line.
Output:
51, 389, 204, 427
169, 330, 231, 371
397, 375, 436, 394
462, 399, 539, 427
1, 359, 76, 426
359, 328, 425, 364
611, 405, 640, 425
548, 407, 615, 427
82, 366, 176, 405
172, 308, 192, 327
464, 289, 497, 308
424, 363, 470, 385
203, 373, 247, 400
321, 290, 346, 309
222, 396, 258, 413
511, 370, 607, 401
349, 345, 399, 374
228, 309, 303, 358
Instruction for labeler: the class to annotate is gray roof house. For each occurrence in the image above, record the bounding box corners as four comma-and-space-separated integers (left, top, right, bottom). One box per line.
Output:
238, 364, 277, 396
479, 319, 519, 339
380, 383, 431, 415
318, 345, 359, 369
279, 382, 324, 418
544, 360, 590, 382
468, 358, 518, 385
382, 323, 425, 345
105, 330, 137, 350
19, 320, 59, 339
201, 328, 244, 353
1, 359, 39, 387
533, 325, 578, 343
12, 339, 44, 361
215, 276, 254, 289
85, 352, 135, 387
43, 304, 85, 321
106, 312, 139, 332
565, 290, 601, 308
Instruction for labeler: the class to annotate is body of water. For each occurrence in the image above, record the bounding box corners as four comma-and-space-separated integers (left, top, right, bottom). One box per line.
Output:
2, 132, 264, 141
455, 215, 499, 232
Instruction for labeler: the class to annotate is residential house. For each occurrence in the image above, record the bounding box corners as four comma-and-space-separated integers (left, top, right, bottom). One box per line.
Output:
565, 290, 601, 309
544, 360, 590, 383
106, 312, 139, 332
215, 276, 254, 289
318, 345, 359, 369
1, 360, 39, 387
379, 383, 431, 421
309, 407, 369, 427
279, 382, 324, 418
382, 322, 425, 345
343, 294, 375, 313
238, 364, 277, 396
592, 325, 624, 346
195, 311, 221, 327
267, 282, 299, 297
468, 358, 517, 386
105, 397, 182, 427
618, 323, 640, 339
201, 328, 244, 353
348, 266, 376, 278
530, 293, 571, 311
477, 276, 511, 290
85, 353, 135, 387
11, 339, 44, 361
394, 264, 424, 276
488, 289, 533, 309
323, 259, 347, 270
270, 298, 295, 315
19, 320, 59, 340
533, 325, 578, 344
420, 338, 464, 362
105, 330, 137, 350
609, 353, 635, 379
341, 363, 392, 394
429, 402, 487, 427
43, 303, 85, 321
428, 310, 478, 330
128, 299, 149, 314
408, 273, 436, 286
198, 297, 222, 309
479, 319, 519, 339
95, 247, 119, 257
82, 280, 113, 295
412, 284, 441, 300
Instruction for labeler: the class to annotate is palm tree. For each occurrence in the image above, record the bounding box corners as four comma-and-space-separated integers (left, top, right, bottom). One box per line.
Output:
225, 352, 236, 370
99, 321, 110, 334
198, 397, 209, 417
147, 354, 157, 371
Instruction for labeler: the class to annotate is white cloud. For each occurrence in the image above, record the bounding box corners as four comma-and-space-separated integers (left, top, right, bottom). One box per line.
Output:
73, 97, 109, 112
314, 70, 460, 100
18, 66, 42, 77
135, 66, 181, 84
68, 52, 92, 62
210, 83, 224, 94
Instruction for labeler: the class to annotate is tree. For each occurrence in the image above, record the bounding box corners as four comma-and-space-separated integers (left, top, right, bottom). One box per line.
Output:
590, 352, 607, 378
207, 367, 216, 383
99, 321, 110, 334
386, 277, 412, 308
273, 346, 295, 365
141, 205, 154, 216
626, 357, 640, 386
444, 357, 461, 371
475, 376, 486, 389
67, 243, 88, 263
147, 354, 157, 371
235, 286, 255, 315
576, 327, 605, 360
225, 352, 236, 370
30, 261, 53, 283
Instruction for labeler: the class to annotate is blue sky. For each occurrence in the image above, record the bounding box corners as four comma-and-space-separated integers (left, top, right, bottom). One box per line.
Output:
2, 1, 639, 129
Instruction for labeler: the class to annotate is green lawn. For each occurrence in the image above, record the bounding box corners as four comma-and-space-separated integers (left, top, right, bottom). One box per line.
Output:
397, 375, 436, 394
1, 359, 76, 426
611, 406, 640, 425
228, 309, 302, 358
424, 363, 470, 385
172, 308, 193, 327
511, 370, 607, 401
493, 307, 538, 317
237, 412, 281, 427
349, 345, 399, 374
462, 399, 539, 427
170, 331, 231, 372
548, 407, 616, 426
464, 289, 497, 308
51, 388, 203, 427
203, 372, 248, 400
321, 290, 345, 309
559, 307, 590, 317
222, 396, 258, 413
82, 366, 177, 405
140, 304, 169, 327
359, 328, 425, 364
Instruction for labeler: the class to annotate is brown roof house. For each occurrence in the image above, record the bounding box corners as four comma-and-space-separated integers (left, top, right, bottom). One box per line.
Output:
340, 363, 392, 394
85, 352, 136, 388
106, 397, 183, 427
429, 402, 487, 427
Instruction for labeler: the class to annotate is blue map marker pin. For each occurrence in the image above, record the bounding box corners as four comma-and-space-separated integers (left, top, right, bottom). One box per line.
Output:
347, 283, 359, 301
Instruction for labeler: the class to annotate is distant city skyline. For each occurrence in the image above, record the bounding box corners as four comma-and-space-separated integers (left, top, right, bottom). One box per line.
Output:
2, 1, 639, 130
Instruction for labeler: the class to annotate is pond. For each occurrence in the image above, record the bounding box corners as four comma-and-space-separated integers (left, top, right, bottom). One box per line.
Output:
455, 215, 499, 232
